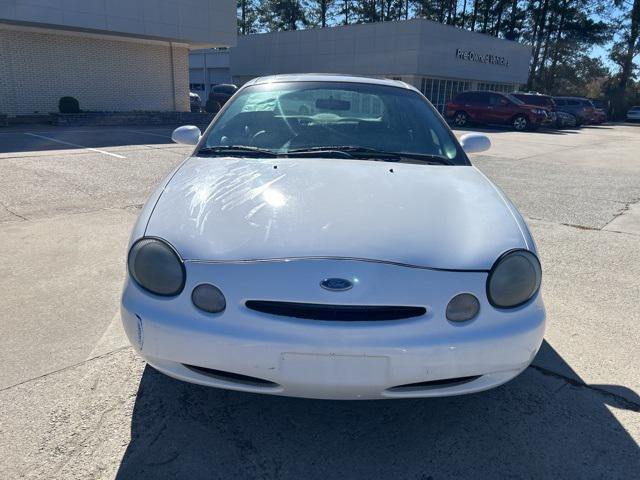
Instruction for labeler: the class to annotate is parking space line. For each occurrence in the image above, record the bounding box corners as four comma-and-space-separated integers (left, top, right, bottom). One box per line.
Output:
24, 133, 127, 159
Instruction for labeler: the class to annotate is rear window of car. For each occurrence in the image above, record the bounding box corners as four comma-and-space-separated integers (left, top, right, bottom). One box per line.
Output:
453, 92, 486, 104
213, 85, 237, 95
472, 92, 490, 104
454, 92, 473, 103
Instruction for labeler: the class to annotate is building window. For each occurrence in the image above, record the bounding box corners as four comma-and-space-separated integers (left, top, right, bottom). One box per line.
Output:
190, 83, 205, 91
419, 77, 472, 113
477, 82, 514, 93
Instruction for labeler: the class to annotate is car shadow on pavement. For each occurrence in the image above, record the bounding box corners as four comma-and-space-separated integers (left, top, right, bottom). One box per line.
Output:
116, 340, 639, 479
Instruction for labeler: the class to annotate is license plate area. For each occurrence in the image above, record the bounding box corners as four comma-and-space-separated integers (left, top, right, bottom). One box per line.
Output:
280, 353, 389, 386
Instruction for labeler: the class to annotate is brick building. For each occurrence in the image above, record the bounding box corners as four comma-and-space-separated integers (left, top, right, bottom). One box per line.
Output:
0, 1, 236, 117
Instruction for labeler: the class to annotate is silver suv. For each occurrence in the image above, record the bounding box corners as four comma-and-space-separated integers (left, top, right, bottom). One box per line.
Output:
553, 97, 595, 127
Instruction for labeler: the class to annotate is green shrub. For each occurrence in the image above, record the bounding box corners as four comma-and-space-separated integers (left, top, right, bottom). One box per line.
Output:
58, 97, 80, 114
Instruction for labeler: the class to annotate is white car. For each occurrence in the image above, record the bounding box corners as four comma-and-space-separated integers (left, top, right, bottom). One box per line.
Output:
627, 106, 640, 122
122, 74, 545, 400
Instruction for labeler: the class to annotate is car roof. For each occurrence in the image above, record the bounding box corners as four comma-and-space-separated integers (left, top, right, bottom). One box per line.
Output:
512, 92, 551, 97
245, 73, 416, 92
554, 96, 587, 100
458, 90, 505, 94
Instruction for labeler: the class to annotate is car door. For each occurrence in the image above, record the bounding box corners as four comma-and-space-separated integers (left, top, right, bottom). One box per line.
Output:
467, 92, 490, 122
488, 94, 512, 124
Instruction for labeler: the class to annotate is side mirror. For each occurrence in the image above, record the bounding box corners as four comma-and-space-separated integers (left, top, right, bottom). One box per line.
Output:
171, 125, 201, 145
460, 133, 491, 154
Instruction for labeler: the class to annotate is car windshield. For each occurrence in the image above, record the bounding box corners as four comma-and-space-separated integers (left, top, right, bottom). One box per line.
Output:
199, 81, 466, 165
506, 94, 525, 105
518, 95, 553, 107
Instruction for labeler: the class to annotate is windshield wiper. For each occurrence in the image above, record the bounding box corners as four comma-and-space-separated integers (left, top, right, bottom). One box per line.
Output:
197, 145, 278, 157
287, 146, 453, 165
287, 146, 400, 160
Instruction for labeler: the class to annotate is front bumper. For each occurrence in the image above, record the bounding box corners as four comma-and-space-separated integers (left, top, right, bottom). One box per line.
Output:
541, 112, 556, 126
122, 259, 545, 399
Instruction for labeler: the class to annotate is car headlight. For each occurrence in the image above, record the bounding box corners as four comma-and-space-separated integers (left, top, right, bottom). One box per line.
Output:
487, 250, 541, 308
128, 237, 185, 296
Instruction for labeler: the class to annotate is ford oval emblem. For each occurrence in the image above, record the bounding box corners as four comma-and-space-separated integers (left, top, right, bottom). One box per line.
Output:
320, 278, 353, 291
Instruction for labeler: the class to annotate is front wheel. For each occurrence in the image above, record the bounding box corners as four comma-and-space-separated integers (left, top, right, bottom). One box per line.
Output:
453, 111, 470, 127
512, 114, 529, 131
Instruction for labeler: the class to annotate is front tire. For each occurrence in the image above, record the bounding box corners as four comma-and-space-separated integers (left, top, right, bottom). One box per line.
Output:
512, 114, 529, 131
453, 111, 470, 128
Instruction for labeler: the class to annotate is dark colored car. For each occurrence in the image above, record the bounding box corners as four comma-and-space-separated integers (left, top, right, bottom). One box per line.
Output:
553, 97, 595, 127
206, 84, 238, 113
590, 98, 609, 112
445, 91, 550, 131
592, 109, 607, 124
555, 111, 577, 129
189, 92, 202, 112
511, 92, 557, 127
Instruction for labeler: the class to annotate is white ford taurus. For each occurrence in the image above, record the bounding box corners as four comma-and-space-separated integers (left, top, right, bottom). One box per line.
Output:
121, 74, 545, 399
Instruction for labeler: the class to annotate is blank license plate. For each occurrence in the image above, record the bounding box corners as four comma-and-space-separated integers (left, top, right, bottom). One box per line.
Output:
280, 353, 389, 386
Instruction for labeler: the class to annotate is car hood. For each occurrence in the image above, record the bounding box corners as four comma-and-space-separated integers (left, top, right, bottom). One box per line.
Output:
145, 156, 532, 270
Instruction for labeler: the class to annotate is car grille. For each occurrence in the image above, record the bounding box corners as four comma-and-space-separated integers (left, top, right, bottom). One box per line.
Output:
245, 301, 426, 321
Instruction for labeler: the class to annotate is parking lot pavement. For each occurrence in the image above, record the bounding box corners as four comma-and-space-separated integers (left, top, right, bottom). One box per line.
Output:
0, 124, 638, 479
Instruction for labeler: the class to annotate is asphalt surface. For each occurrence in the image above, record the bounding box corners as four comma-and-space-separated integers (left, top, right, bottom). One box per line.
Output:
0, 123, 638, 479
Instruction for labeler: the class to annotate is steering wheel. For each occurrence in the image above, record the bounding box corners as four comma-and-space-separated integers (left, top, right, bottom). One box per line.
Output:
249, 130, 268, 146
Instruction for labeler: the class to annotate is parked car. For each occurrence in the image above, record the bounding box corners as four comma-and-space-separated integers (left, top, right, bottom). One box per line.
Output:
123, 74, 545, 400
206, 83, 238, 113
189, 92, 202, 113
590, 98, 609, 112
626, 106, 640, 122
511, 92, 557, 127
591, 109, 607, 124
555, 111, 577, 129
553, 97, 595, 126
446, 90, 550, 131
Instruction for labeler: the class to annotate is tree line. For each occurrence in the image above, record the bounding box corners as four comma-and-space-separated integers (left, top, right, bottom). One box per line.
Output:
237, 1, 640, 117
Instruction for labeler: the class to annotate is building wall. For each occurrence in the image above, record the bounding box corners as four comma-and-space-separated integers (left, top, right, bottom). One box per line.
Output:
0, 0, 236, 48
229, 19, 530, 85
416, 21, 530, 84
0, 26, 190, 115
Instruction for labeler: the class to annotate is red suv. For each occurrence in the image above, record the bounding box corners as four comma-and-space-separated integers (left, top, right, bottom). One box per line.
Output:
445, 91, 550, 131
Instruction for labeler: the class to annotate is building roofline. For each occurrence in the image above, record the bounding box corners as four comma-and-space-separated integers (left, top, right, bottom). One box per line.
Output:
0, 19, 225, 48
